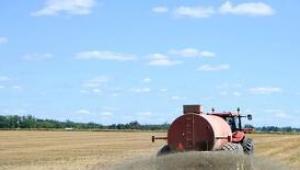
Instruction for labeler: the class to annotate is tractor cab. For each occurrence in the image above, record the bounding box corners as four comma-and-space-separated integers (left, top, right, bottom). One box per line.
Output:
209, 108, 253, 133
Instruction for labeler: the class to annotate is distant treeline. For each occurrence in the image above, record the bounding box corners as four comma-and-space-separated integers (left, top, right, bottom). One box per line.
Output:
0, 115, 299, 133
255, 126, 300, 133
0, 115, 169, 130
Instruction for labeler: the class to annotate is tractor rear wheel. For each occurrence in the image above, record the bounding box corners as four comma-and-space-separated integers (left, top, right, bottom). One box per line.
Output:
157, 145, 171, 156
221, 143, 243, 153
242, 137, 254, 155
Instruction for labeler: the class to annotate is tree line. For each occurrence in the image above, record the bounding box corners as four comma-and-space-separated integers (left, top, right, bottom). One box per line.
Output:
0, 115, 169, 130
0, 115, 299, 133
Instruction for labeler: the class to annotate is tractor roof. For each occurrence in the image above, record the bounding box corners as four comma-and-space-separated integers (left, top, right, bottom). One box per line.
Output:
208, 112, 240, 117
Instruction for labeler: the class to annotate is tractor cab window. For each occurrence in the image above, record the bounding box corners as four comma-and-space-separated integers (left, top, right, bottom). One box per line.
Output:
226, 116, 240, 131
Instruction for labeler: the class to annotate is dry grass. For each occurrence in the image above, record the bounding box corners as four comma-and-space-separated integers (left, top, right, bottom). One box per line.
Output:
0, 131, 299, 170
249, 134, 300, 167
0, 131, 163, 170
110, 152, 254, 170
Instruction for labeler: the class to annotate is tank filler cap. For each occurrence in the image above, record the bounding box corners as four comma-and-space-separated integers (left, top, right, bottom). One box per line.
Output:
183, 105, 202, 114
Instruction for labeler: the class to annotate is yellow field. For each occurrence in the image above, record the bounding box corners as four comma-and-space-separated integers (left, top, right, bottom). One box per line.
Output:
0, 131, 299, 170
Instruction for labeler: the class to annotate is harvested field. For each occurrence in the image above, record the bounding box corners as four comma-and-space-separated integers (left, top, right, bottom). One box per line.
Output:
0, 131, 299, 170
108, 152, 289, 170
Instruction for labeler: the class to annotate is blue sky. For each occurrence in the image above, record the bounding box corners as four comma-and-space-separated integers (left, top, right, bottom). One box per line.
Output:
0, 0, 299, 127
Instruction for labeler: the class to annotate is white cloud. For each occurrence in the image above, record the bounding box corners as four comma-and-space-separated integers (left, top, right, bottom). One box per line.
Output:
0, 76, 10, 81
233, 91, 242, 97
170, 48, 215, 58
174, 6, 215, 18
148, 53, 181, 66
249, 87, 282, 94
198, 51, 216, 58
81, 76, 110, 95
75, 50, 136, 61
171, 96, 180, 100
23, 53, 53, 61
197, 64, 230, 71
143, 77, 152, 83
0, 37, 8, 44
92, 88, 102, 93
76, 109, 91, 114
12, 85, 22, 90
109, 88, 122, 97
219, 1, 274, 16
152, 6, 169, 13
32, 0, 96, 16
153, 1, 274, 19
171, 95, 186, 100
100, 111, 113, 117
160, 88, 168, 92
220, 91, 241, 97
83, 76, 110, 88
131, 87, 151, 93
0, 77, 22, 91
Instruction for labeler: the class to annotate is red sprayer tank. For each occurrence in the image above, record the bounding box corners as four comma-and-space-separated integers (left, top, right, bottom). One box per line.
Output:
167, 112, 232, 151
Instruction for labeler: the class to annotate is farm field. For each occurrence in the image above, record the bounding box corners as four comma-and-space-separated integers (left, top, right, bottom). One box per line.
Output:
0, 131, 299, 170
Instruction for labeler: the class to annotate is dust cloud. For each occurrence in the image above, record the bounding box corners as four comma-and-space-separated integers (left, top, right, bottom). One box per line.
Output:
95, 151, 292, 170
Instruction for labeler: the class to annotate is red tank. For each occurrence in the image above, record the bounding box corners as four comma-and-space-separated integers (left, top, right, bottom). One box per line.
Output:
167, 113, 232, 151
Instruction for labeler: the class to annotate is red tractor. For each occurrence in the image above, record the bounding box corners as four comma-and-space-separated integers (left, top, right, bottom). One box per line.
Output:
152, 105, 254, 155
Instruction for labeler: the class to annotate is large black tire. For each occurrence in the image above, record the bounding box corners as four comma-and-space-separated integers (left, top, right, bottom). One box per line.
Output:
157, 145, 171, 156
221, 143, 243, 153
242, 137, 254, 155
